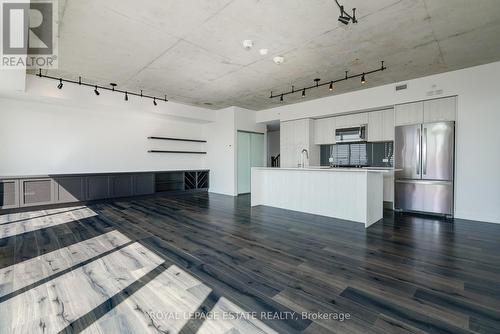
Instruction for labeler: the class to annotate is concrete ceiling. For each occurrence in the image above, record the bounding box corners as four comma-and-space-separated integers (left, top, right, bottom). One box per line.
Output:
47, 0, 500, 110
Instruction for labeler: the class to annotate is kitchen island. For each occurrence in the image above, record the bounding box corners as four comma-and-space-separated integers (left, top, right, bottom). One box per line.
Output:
251, 167, 388, 228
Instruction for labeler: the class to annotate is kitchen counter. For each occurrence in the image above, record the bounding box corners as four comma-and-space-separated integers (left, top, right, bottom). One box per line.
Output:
252, 167, 392, 172
251, 167, 384, 227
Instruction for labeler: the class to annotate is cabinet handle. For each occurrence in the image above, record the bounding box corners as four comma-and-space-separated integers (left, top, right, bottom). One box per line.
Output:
416, 128, 420, 175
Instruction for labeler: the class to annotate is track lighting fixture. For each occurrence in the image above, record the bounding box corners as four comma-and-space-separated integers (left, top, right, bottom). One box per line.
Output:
269, 61, 386, 101
37, 69, 168, 105
280, 94, 283, 102
335, 0, 357, 25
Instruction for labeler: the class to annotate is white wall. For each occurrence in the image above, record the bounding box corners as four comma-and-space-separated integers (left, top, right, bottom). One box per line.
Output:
205, 106, 266, 196
267, 130, 280, 166
205, 107, 236, 196
0, 75, 214, 176
256, 61, 500, 224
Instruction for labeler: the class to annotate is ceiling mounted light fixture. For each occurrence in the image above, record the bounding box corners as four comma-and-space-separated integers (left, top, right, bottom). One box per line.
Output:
153, 97, 157, 106
36, 69, 167, 105
335, 0, 357, 25
242, 39, 254, 50
269, 61, 386, 101
280, 94, 284, 102
259, 48, 268, 56
273, 56, 285, 65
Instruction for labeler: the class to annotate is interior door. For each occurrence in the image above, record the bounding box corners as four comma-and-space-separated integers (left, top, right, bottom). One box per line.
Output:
250, 133, 265, 168
422, 122, 454, 181
395, 124, 421, 180
238, 132, 265, 194
237, 132, 251, 194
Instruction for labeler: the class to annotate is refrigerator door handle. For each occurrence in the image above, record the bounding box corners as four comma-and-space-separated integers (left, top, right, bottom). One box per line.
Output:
416, 127, 420, 175
423, 127, 427, 175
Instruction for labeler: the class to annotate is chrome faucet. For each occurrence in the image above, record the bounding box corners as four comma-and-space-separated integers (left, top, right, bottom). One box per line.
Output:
300, 149, 309, 168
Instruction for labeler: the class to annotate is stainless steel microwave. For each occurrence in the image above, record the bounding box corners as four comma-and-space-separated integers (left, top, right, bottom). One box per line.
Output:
335, 125, 367, 143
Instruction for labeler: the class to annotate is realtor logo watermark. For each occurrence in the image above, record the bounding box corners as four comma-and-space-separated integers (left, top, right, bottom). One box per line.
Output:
1, 0, 58, 69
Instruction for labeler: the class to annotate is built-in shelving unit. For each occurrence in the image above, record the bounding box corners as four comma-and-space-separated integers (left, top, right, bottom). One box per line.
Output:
147, 136, 207, 154
148, 150, 206, 154
0, 170, 209, 211
148, 136, 207, 143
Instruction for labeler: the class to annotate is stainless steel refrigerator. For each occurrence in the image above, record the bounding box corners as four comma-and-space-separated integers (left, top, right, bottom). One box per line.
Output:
394, 121, 455, 217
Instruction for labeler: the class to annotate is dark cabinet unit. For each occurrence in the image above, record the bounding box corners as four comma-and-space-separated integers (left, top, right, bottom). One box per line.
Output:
55, 177, 86, 203
0, 180, 19, 209
155, 172, 184, 192
185, 171, 209, 190
133, 173, 155, 195
0, 170, 209, 211
87, 176, 110, 200
110, 175, 134, 198
20, 179, 54, 207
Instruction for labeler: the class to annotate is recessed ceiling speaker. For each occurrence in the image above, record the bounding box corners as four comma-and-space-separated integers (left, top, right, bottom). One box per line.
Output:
242, 39, 254, 50
273, 56, 285, 65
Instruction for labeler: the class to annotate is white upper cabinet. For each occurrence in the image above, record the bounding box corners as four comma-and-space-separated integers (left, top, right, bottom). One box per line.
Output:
382, 108, 395, 141
368, 111, 383, 142
368, 109, 394, 142
423, 96, 456, 122
335, 113, 368, 128
314, 117, 336, 145
395, 101, 424, 126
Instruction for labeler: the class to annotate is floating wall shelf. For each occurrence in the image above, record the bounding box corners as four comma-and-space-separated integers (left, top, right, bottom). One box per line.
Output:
148, 150, 207, 154
148, 136, 207, 143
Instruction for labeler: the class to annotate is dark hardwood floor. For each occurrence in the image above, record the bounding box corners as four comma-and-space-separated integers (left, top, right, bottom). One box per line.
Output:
1, 192, 500, 333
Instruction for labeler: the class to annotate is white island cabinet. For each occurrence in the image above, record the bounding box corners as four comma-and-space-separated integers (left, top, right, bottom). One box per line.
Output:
251, 167, 386, 228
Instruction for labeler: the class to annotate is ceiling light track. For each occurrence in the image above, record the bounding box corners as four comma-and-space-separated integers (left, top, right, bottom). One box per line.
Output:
335, 0, 357, 25
269, 61, 386, 101
36, 69, 168, 105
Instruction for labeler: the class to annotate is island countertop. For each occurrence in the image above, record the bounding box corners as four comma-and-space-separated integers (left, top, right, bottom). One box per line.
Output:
252, 167, 394, 172
251, 167, 385, 227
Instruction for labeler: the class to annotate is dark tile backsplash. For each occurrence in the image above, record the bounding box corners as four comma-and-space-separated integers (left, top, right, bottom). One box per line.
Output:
320, 141, 394, 167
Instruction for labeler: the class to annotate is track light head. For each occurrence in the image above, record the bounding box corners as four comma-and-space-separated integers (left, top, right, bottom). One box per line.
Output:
280, 94, 283, 102
125, 92, 128, 101
338, 15, 350, 25
361, 73, 366, 84
329, 81, 334, 91
94, 86, 100, 95
57, 79, 63, 89
153, 98, 157, 106
302, 89, 306, 98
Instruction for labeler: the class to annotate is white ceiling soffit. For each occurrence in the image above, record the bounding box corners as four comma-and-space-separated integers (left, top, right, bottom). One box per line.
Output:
45, 0, 500, 110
